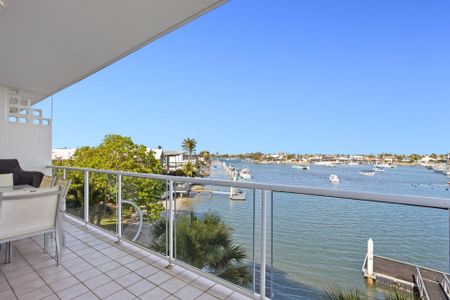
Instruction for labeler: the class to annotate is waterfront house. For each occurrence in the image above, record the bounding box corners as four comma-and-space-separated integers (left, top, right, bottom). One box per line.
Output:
148, 148, 164, 167
163, 150, 186, 171
420, 155, 436, 165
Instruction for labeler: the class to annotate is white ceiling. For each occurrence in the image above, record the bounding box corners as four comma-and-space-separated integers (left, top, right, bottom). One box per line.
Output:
0, 0, 226, 104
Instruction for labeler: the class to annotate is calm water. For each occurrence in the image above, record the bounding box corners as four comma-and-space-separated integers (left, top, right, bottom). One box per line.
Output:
178, 160, 450, 299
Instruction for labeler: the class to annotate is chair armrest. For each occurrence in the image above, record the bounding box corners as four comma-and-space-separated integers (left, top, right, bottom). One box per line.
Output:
18, 171, 44, 187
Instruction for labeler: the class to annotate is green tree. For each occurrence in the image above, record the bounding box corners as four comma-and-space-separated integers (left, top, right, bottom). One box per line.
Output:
150, 211, 252, 286
199, 150, 211, 164
410, 153, 420, 161
181, 162, 197, 177
62, 134, 165, 225
182, 138, 197, 160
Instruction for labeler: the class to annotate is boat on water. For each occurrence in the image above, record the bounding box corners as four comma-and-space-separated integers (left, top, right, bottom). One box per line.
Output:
360, 170, 376, 176
229, 187, 246, 200
372, 166, 385, 172
315, 161, 337, 167
239, 168, 252, 180
375, 163, 396, 169
329, 174, 339, 183
292, 165, 310, 170
347, 162, 359, 166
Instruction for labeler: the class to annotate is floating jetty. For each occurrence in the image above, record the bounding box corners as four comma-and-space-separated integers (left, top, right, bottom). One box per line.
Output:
362, 240, 450, 299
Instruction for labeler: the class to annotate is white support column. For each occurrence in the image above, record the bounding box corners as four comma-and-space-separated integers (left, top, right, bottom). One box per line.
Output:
367, 238, 374, 277
84, 171, 89, 224
168, 180, 174, 264
260, 190, 267, 299
117, 174, 122, 242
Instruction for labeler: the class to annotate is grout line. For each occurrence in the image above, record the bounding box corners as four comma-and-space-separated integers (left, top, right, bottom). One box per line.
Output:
3, 221, 243, 300
0, 249, 20, 300
10, 239, 62, 300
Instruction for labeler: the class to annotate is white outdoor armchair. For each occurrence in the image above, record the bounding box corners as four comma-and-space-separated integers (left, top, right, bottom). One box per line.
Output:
0, 187, 63, 264
0, 173, 13, 187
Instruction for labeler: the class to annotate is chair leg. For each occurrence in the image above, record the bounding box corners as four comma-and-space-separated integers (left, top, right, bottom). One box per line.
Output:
55, 229, 61, 266
4, 243, 7, 264
4, 242, 12, 264
44, 233, 48, 253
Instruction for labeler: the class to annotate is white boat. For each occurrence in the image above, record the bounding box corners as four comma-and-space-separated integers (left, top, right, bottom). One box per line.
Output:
229, 187, 246, 200
347, 162, 359, 166
239, 168, 252, 180
292, 165, 310, 170
359, 170, 376, 176
315, 161, 337, 167
375, 164, 397, 169
329, 174, 339, 183
372, 166, 385, 172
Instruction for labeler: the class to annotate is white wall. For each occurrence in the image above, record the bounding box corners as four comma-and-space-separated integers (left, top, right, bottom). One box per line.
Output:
0, 86, 52, 174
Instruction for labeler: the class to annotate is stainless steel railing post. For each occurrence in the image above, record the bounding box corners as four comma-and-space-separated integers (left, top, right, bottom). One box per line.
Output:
260, 189, 267, 299
169, 180, 174, 265
62, 168, 67, 212
117, 174, 122, 242
84, 171, 89, 225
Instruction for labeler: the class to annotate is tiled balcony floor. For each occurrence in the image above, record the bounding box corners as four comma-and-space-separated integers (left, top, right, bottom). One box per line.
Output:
0, 220, 252, 300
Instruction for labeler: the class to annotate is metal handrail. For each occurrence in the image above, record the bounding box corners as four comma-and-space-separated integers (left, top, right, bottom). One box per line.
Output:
49, 165, 450, 210
49, 164, 450, 300
416, 266, 431, 300
121, 200, 143, 242
361, 254, 368, 273
439, 274, 450, 299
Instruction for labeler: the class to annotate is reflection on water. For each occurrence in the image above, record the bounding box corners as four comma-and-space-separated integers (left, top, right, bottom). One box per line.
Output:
179, 160, 450, 299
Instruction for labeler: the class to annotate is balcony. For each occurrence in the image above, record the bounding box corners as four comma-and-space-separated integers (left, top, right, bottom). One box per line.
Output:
0, 218, 252, 300
8, 165, 440, 300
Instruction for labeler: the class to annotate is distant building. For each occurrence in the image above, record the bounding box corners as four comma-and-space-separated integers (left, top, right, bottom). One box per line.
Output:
420, 156, 436, 164
52, 148, 76, 160
149, 148, 163, 161
350, 155, 364, 161
162, 150, 185, 171
308, 156, 322, 162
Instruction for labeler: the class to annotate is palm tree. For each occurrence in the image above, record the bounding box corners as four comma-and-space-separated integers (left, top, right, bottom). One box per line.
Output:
181, 162, 196, 177
182, 138, 197, 160
150, 211, 252, 286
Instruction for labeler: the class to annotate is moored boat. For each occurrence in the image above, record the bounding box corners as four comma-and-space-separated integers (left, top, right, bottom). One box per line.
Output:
372, 166, 385, 172
359, 170, 376, 176
329, 174, 339, 183
229, 187, 246, 200
292, 164, 310, 170
239, 168, 252, 180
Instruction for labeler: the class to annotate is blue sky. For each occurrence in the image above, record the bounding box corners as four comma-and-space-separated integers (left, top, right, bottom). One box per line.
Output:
38, 0, 450, 154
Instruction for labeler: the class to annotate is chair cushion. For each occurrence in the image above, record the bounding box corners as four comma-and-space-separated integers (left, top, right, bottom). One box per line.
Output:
0, 159, 43, 187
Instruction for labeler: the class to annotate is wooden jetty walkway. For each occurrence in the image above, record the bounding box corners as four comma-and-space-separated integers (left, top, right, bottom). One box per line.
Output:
362, 255, 450, 300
